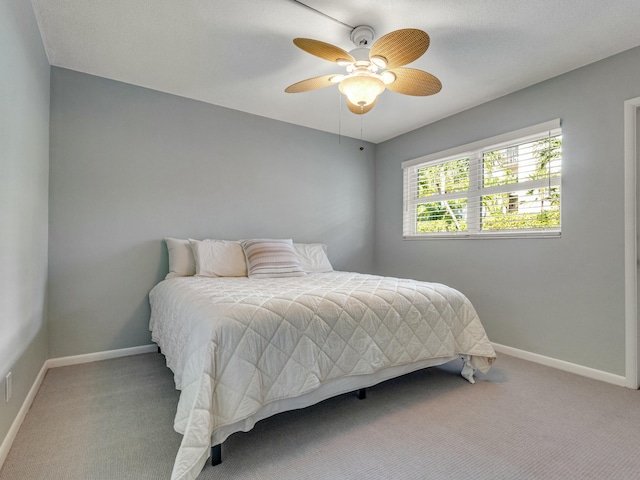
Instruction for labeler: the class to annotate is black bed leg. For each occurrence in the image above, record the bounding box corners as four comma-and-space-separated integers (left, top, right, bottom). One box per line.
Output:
358, 388, 367, 400
211, 444, 222, 466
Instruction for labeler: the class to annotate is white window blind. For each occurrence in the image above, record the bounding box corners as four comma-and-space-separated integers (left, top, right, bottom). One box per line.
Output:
403, 120, 562, 239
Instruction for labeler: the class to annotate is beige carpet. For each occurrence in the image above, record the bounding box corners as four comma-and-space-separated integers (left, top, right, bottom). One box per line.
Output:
1, 352, 639, 479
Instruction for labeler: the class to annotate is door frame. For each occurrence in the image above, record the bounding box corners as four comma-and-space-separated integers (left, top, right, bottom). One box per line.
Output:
624, 96, 640, 389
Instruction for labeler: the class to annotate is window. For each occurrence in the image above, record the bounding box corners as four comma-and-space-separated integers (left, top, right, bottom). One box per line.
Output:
402, 120, 562, 239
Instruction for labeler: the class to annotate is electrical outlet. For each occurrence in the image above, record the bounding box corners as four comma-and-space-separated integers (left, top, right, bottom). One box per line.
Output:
5, 372, 12, 402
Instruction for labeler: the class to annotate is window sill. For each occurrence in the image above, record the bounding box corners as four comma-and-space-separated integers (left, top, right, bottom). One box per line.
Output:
403, 231, 561, 240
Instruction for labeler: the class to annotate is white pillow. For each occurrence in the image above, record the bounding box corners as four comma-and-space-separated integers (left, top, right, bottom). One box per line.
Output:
240, 239, 307, 278
189, 239, 248, 277
294, 243, 333, 273
165, 238, 196, 279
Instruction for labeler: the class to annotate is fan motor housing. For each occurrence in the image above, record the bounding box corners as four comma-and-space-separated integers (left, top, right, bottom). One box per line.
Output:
350, 25, 375, 47
349, 47, 372, 63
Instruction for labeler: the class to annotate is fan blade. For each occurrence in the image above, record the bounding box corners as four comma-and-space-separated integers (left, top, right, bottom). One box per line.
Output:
285, 75, 338, 93
293, 38, 355, 64
385, 68, 441, 96
370, 29, 430, 69
346, 98, 377, 115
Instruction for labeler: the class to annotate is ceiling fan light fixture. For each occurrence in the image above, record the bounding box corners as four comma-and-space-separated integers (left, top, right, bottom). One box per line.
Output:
370, 55, 387, 69
381, 70, 396, 85
339, 75, 385, 107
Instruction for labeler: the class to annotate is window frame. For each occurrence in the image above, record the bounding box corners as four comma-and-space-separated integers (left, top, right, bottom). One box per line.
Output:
402, 119, 562, 240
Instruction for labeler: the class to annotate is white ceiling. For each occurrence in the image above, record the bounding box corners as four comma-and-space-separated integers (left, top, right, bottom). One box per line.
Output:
31, 0, 640, 144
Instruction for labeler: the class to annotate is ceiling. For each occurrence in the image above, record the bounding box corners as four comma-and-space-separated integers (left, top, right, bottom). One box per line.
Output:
31, 0, 640, 144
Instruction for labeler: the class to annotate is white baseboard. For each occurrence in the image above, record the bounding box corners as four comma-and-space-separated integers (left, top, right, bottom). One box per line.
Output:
0, 344, 157, 471
46, 344, 158, 369
492, 342, 627, 387
0, 361, 48, 469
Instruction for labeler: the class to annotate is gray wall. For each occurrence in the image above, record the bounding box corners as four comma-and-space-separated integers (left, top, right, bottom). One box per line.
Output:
375, 46, 640, 376
0, 0, 50, 441
48, 68, 376, 358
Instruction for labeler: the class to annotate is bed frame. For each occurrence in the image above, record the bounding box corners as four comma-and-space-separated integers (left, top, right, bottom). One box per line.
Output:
209, 386, 367, 466
203, 353, 477, 465
159, 345, 477, 466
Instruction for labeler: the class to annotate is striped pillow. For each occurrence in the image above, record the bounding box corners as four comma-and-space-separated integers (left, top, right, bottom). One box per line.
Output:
240, 239, 307, 278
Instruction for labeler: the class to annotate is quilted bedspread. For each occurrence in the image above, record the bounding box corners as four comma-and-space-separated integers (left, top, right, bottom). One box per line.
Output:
149, 271, 496, 480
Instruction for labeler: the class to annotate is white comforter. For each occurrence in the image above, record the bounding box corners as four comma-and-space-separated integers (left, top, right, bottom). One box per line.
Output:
149, 271, 495, 480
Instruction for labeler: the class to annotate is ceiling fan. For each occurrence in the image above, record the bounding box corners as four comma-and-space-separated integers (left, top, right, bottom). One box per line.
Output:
285, 25, 442, 114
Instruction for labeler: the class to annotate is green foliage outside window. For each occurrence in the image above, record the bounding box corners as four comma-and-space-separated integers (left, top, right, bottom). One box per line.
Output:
416, 158, 468, 232
482, 136, 561, 231
415, 136, 562, 233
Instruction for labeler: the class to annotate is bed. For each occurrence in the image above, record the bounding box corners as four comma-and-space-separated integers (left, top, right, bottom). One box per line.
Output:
149, 238, 496, 480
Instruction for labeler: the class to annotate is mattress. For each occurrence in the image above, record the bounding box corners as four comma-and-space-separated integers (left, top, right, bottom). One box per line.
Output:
149, 271, 496, 480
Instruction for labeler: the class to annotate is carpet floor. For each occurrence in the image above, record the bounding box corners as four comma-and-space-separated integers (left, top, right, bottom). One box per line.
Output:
1, 352, 639, 479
